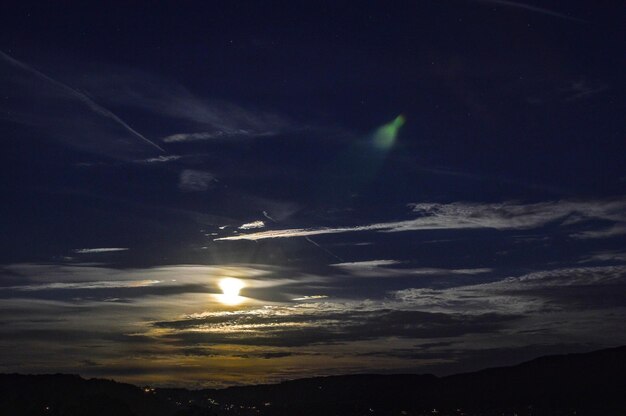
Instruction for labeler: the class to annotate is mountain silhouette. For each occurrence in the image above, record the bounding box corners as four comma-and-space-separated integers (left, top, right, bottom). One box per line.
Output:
2, 346, 625, 415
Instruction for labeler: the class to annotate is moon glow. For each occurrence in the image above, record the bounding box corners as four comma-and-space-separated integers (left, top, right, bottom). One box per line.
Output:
218, 277, 245, 305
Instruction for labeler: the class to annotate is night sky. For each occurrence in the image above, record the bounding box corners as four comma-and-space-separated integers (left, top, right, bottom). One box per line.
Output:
1, 0, 625, 387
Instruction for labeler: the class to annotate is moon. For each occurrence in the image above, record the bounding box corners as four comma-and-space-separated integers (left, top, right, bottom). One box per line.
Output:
218, 277, 245, 305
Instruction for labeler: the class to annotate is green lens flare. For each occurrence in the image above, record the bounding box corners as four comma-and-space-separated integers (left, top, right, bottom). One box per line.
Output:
373, 114, 405, 149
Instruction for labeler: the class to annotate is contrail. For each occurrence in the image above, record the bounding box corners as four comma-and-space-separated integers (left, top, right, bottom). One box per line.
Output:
474, 0, 586, 23
258, 209, 343, 261
0, 50, 166, 152
305, 237, 344, 262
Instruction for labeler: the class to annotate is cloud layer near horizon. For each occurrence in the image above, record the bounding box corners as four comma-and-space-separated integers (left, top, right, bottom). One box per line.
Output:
1, 260, 625, 386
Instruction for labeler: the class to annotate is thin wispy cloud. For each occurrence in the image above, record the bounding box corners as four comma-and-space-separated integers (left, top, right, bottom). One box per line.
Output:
215, 199, 626, 241
163, 132, 222, 142
0, 50, 165, 152
135, 155, 181, 164
395, 265, 626, 314
79, 68, 293, 141
73, 248, 129, 254
333, 260, 402, 268
332, 261, 492, 278
292, 295, 328, 301
151, 301, 519, 348
162, 130, 278, 143
563, 80, 609, 101
580, 250, 626, 264
178, 169, 217, 192
0, 263, 295, 298
473, 0, 586, 22
3, 280, 161, 291
570, 224, 626, 240
263, 211, 277, 222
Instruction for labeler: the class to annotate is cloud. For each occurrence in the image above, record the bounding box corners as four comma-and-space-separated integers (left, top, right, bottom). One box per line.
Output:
234, 351, 296, 359
153, 305, 518, 347
2, 262, 625, 385
239, 220, 266, 230
178, 169, 216, 192
570, 224, 626, 239
394, 265, 626, 314
526, 78, 609, 106
2, 55, 303, 162
215, 199, 626, 241
2, 280, 160, 291
580, 250, 626, 264
0, 50, 165, 154
334, 260, 402, 268
292, 295, 328, 301
135, 155, 181, 163
215, 226, 375, 241
0, 263, 296, 296
163, 132, 220, 142
473, 0, 586, 22
331, 260, 491, 278
162, 130, 277, 143
73, 248, 129, 254
78, 67, 292, 140
562, 80, 609, 101
263, 211, 277, 222
406, 200, 625, 230
0, 263, 518, 349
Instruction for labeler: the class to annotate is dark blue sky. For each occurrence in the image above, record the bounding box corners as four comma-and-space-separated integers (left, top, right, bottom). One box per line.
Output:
1, 0, 625, 387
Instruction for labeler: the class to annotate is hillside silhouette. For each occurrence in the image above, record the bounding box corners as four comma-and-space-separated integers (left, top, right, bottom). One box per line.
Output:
2, 346, 625, 415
